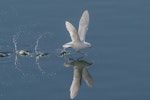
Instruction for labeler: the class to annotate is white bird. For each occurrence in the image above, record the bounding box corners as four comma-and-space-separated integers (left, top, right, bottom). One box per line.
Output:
64, 60, 93, 99
63, 10, 91, 51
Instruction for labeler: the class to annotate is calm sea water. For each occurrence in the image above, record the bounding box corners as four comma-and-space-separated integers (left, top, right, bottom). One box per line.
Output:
0, 0, 150, 100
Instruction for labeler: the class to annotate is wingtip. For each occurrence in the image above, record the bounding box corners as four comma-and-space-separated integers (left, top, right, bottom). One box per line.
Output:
65, 21, 72, 26
65, 21, 68, 23
85, 9, 88, 12
84, 9, 89, 14
65, 21, 69, 25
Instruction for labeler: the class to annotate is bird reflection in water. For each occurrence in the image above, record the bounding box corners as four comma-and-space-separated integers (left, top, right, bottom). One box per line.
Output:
64, 59, 93, 99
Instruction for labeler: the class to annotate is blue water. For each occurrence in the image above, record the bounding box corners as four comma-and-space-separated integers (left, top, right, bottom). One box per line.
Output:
0, 0, 150, 100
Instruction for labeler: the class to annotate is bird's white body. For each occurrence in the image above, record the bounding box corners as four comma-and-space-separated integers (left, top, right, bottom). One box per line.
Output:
63, 10, 91, 51
63, 41, 90, 51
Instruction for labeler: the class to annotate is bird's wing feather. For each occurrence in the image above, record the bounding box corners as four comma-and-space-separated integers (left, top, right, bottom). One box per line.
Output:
65, 21, 80, 42
78, 10, 89, 42
70, 67, 82, 99
82, 68, 93, 87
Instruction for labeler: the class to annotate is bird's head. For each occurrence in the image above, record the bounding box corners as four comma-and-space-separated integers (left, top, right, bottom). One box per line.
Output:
85, 42, 92, 48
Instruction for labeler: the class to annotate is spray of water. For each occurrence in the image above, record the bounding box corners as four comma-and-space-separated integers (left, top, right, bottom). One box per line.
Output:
12, 33, 25, 76
12, 32, 57, 77
35, 33, 49, 74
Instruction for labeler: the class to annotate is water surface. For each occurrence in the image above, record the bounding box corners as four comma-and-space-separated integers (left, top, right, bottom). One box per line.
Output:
0, 0, 150, 100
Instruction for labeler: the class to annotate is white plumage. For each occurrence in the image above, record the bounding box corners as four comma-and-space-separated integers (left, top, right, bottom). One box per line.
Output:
63, 10, 91, 51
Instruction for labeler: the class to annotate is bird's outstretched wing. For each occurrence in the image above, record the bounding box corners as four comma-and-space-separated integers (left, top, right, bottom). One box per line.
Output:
70, 67, 82, 99
78, 10, 89, 42
82, 68, 93, 87
65, 21, 80, 42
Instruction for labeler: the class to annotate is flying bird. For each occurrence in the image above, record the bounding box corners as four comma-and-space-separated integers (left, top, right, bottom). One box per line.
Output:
63, 10, 91, 51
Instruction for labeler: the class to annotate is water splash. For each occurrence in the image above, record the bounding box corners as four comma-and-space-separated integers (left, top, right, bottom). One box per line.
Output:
35, 33, 50, 74
12, 32, 58, 77
13, 33, 19, 66
35, 34, 42, 55
12, 33, 25, 76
